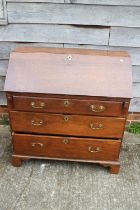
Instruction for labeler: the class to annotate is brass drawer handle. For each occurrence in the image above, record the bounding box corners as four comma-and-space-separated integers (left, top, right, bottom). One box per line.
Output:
31, 120, 43, 126
31, 142, 44, 147
90, 105, 106, 112
31, 101, 45, 109
88, 146, 101, 153
63, 138, 69, 144
90, 123, 104, 130
64, 100, 70, 107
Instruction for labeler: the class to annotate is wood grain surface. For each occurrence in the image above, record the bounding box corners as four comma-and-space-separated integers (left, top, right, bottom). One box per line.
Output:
4, 48, 132, 98
7, 3, 140, 27
9, 111, 126, 138
109, 27, 140, 47
64, 0, 140, 6
12, 95, 124, 117
0, 24, 109, 45
12, 133, 121, 161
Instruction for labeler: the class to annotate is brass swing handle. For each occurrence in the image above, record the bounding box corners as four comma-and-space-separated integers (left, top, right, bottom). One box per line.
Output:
31, 120, 43, 126
90, 123, 104, 130
88, 146, 101, 153
31, 142, 44, 147
31, 101, 45, 109
90, 105, 106, 112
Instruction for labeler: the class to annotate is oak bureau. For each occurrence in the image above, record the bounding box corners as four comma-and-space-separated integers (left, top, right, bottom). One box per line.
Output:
4, 47, 132, 174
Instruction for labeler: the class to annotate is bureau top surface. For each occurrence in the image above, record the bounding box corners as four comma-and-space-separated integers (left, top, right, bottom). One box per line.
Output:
4, 47, 132, 98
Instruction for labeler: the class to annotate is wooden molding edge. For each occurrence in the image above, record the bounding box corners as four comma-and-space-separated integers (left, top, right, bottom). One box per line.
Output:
0, 106, 140, 127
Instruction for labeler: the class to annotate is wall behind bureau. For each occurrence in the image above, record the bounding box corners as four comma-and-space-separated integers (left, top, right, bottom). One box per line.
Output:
0, 0, 140, 112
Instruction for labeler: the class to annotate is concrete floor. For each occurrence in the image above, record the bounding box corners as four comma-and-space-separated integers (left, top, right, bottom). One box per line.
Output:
0, 126, 140, 210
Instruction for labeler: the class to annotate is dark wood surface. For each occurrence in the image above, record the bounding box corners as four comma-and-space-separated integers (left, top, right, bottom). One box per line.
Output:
12, 95, 124, 117
11, 154, 120, 174
12, 133, 121, 161
6, 92, 130, 117
4, 47, 132, 98
5, 47, 132, 174
10, 111, 125, 138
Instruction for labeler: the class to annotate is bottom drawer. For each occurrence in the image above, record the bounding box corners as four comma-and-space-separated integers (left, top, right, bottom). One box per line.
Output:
12, 134, 121, 161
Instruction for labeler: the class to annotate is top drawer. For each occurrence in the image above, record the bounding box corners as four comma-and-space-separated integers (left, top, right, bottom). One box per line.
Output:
11, 96, 123, 117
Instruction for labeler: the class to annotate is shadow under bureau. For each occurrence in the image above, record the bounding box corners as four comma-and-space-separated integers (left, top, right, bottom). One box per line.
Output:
4, 47, 132, 174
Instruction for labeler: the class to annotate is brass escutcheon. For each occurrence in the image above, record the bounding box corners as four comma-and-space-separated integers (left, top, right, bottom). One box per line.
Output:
64, 100, 70, 107
64, 115, 69, 122
63, 138, 69, 144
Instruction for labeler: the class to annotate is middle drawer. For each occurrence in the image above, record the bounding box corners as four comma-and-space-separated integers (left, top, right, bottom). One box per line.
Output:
10, 111, 125, 138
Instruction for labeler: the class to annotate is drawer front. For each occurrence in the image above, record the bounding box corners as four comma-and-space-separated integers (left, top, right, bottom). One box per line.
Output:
12, 134, 121, 161
12, 96, 123, 117
10, 111, 125, 138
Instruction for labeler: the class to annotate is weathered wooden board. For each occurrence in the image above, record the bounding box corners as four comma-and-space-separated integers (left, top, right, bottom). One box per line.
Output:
64, 44, 140, 66
0, 42, 63, 59
0, 0, 7, 25
7, 0, 64, 2
0, 76, 5, 91
129, 98, 140, 112
0, 91, 6, 105
132, 66, 140, 83
133, 83, 140, 98
109, 27, 140, 47
0, 60, 8, 76
0, 24, 109, 45
7, 3, 140, 27
65, 0, 140, 6
64, 44, 109, 51
0, 0, 4, 19
6, 0, 140, 6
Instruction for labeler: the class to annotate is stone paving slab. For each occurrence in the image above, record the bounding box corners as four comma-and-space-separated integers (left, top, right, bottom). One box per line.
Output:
0, 126, 140, 210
